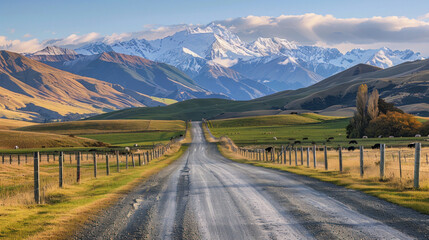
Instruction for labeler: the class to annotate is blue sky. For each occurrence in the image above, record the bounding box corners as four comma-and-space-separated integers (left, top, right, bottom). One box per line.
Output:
1, 0, 429, 54
1, 0, 428, 40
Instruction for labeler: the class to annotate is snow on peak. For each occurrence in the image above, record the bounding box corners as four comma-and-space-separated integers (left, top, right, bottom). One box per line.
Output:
33, 46, 77, 56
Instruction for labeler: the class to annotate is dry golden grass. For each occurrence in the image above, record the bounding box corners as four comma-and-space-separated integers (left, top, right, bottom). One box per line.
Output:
0, 119, 36, 130
0, 144, 187, 239
0, 130, 104, 149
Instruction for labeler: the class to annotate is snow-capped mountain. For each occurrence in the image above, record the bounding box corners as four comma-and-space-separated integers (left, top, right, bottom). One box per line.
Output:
71, 23, 423, 94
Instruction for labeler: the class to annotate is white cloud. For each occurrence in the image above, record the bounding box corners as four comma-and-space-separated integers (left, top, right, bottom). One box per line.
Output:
23, 33, 32, 38
418, 13, 429, 21
215, 14, 429, 45
0, 36, 42, 53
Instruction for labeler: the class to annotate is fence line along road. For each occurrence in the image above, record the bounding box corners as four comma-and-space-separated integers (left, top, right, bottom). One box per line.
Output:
0, 131, 187, 204
203, 122, 428, 190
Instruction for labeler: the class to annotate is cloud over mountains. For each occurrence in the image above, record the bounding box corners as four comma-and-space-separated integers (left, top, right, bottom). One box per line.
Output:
2, 14, 429, 54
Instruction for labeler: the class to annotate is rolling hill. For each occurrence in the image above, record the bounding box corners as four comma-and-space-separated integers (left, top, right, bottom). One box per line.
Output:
90, 59, 429, 120
0, 50, 146, 122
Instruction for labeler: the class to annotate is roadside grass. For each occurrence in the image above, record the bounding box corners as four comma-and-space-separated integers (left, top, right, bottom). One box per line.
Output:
209, 114, 429, 148
217, 144, 429, 215
0, 144, 188, 239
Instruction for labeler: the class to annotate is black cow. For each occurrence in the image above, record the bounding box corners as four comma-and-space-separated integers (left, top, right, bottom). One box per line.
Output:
348, 146, 356, 151
349, 140, 358, 144
265, 147, 273, 152
371, 143, 381, 149
303, 137, 309, 140
294, 141, 302, 144
328, 137, 334, 140
408, 143, 416, 148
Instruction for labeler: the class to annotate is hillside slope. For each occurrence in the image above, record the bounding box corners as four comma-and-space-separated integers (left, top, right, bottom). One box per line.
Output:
0, 51, 145, 122
90, 60, 429, 120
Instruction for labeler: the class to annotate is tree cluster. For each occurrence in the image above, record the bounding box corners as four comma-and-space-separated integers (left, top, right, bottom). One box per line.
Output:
347, 84, 424, 138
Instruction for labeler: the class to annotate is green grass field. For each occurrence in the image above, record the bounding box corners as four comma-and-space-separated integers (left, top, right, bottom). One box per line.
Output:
208, 114, 429, 148
18, 119, 185, 135
81, 131, 184, 147
0, 120, 186, 152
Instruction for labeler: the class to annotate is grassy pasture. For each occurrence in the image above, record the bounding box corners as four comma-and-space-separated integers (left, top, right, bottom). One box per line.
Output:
81, 131, 184, 147
208, 114, 429, 148
0, 130, 105, 150
0, 119, 36, 130
18, 119, 185, 135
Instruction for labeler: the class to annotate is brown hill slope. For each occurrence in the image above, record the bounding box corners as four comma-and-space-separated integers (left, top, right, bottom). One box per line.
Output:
0, 51, 144, 122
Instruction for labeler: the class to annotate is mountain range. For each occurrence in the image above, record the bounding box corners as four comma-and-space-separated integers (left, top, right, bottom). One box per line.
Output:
74, 24, 423, 92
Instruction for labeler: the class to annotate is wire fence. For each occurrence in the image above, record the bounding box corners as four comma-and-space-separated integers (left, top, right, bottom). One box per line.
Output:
0, 135, 185, 205
204, 122, 429, 189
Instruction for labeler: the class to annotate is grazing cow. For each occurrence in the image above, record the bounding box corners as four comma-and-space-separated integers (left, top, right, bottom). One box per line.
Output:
290, 112, 298, 115
265, 147, 273, 152
294, 140, 301, 144
362, 136, 368, 139
349, 140, 358, 144
415, 134, 422, 138
408, 143, 416, 148
328, 137, 334, 140
348, 146, 356, 151
378, 135, 383, 138
303, 137, 308, 140
371, 143, 381, 149
273, 137, 278, 140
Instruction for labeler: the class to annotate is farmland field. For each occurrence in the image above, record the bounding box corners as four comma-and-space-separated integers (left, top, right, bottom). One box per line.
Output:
80, 131, 184, 147
208, 114, 429, 148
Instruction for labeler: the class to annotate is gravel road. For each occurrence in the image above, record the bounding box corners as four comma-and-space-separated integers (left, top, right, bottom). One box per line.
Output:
75, 122, 429, 240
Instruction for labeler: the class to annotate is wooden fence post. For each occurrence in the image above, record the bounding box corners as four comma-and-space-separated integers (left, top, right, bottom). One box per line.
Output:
18, 155, 20, 165
360, 146, 364, 177
126, 154, 129, 169
59, 152, 63, 188
324, 146, 328, 170
116, 152, 120, 172
34, 152, 40, 204
10, 155, 12, 164
306, 147, 310, 167
294, 147, 298, 166
139, 154, 142, 166
106, 154, 110, 176
339, 147, 343, 172
2, 153, 4, 164
300, 147, 304, 165
283, 147, 287, 164
289, 147, 292, 165
132, 154, 135, 168
93, 152, 97, 178
77, 152, 81, 183
398, 151, 402, 179
414, 143, 421, 189
380, 144, 385, 180
313, 145, 317, 168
